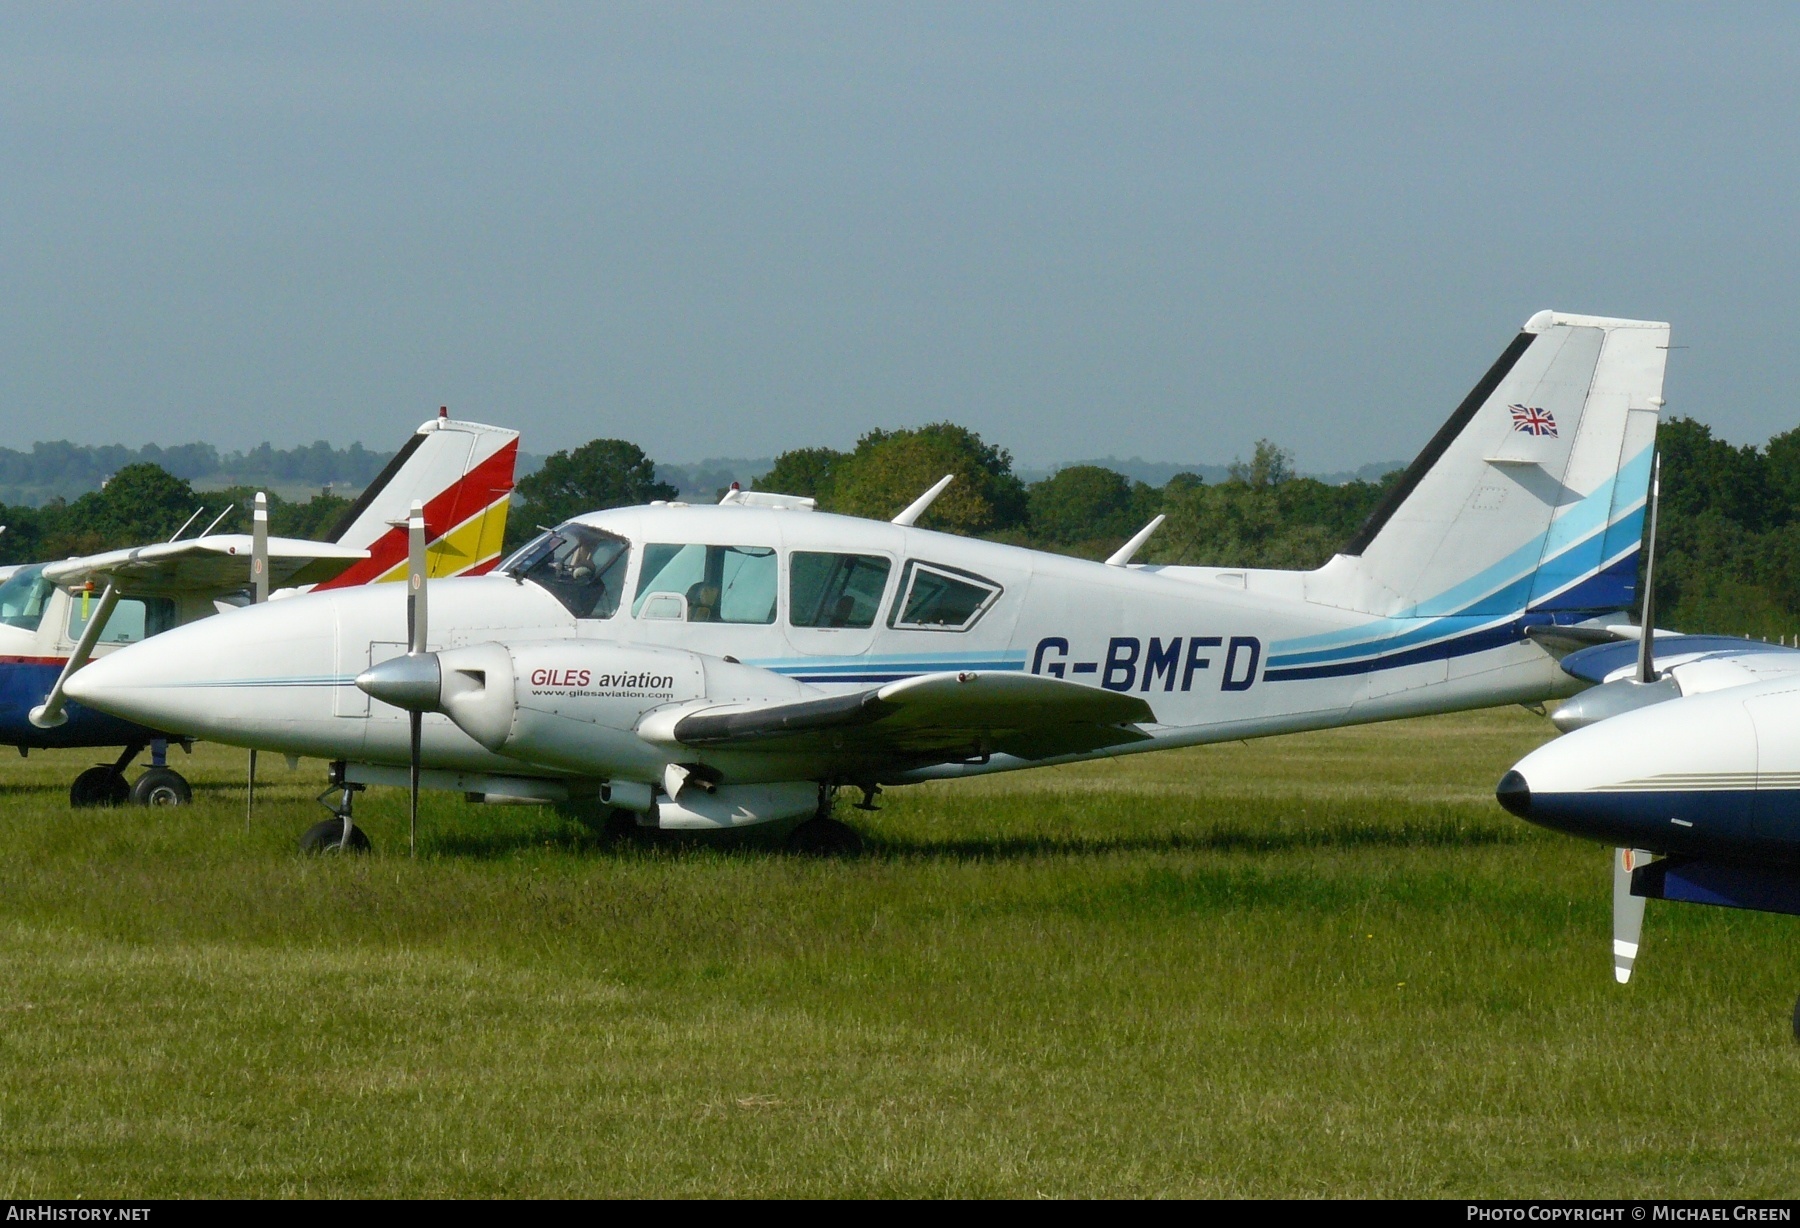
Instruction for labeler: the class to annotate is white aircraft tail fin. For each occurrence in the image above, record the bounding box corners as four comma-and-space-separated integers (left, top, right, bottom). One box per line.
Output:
314, 412, 519, 590
1312, 310, 1669, 621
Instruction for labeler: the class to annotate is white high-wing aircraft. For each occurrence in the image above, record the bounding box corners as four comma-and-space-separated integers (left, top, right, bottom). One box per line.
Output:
0, 411, 518, 806
66, 310, 1670, 853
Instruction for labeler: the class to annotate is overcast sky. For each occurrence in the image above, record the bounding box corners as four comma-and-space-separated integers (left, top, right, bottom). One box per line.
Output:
2, 3, 1797, 470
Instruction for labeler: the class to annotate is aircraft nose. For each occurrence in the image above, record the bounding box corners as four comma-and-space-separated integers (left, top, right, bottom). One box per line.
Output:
1495, 770, 1532, 818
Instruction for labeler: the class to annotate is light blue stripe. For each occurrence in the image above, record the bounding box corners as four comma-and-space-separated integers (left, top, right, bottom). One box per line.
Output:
1269, 446, 1651, 666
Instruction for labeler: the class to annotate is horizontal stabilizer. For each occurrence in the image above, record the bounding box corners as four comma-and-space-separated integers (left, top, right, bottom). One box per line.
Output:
673, 670, 1153, 762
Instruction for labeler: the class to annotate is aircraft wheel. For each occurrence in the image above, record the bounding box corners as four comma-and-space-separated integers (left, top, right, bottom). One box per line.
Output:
69, 767, 129, 809
129, 768, 192, 807
299, 818, 372, 855
787, 817, 863, 857
601, 808, 655, 844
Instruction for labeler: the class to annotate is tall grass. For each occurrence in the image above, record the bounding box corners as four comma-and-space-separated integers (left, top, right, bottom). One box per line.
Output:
0, 709, 1796, 1196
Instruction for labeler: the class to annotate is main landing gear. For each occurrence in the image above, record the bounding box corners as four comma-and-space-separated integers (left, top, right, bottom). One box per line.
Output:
300, 778, 371, 854
787, 817, 863, 856
68, 739, 193, 809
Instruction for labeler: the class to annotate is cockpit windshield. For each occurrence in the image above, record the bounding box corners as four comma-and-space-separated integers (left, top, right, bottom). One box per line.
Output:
0, 564, 54, 632
503, 523, 630, 619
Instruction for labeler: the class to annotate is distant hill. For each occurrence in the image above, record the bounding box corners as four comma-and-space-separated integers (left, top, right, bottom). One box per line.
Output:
0, 439, 398, 507
1018, 457, 1406, 487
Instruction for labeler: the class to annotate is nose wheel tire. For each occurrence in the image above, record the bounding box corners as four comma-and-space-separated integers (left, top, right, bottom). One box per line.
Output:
299, 818, 372, 855
129, 768, 192, 807
787, 817, 864, 857
69, 767, 130, 809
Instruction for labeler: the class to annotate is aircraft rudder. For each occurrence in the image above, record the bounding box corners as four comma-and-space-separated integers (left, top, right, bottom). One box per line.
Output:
1326, 311, 1669, 620
319, 417, 520, 588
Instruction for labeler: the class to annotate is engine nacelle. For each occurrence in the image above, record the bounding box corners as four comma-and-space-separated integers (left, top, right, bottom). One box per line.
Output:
430, 638, 807, 780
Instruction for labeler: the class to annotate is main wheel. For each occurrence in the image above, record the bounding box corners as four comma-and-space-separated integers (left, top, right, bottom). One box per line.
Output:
786, 816, 864, 857
601, 808, 655, 844
70, 767, 129, 809
299, 818, 372, 854
129, 768, 192, 807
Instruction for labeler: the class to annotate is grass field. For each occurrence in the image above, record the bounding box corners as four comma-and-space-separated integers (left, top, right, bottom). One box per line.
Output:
2, 708, 1799, 1197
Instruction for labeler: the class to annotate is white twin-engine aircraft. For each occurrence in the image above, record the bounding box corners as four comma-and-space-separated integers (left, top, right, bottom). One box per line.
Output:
66, 310, 1670, 853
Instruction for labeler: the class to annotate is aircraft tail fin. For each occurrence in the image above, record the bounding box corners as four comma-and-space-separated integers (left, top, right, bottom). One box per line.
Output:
314, 412, 519, 589
1311, 310, 1669, 621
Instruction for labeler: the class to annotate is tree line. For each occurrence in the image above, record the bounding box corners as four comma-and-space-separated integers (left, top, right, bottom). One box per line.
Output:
0, 439, 401, 506
4, 416, 1799, 639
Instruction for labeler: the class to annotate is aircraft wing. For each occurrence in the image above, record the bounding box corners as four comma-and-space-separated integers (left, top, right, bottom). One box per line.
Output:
670, 670, 1155, 763
42, 534, 369, 596
1560, 635, 1800, 687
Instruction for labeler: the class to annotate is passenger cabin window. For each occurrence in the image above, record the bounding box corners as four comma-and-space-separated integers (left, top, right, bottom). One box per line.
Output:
790, 552, 891, 629
0, 565, 54, 632
634, 544, 777, 624
888, 561, 1000, 631
67, 594, 176, 645
504, 524, 630, 619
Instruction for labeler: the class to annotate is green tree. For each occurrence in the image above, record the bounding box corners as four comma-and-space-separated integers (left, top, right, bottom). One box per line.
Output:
758, 446, 846, 501
1658, 416, 1773, 531
1026, 465, 1139, 545
507, 439, 676, 550
825, 423, 1027, 534
42, 464, 200, 556
1227, 440, 1296, 489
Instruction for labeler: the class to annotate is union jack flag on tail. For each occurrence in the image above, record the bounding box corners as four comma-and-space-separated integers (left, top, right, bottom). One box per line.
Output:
1510, 404, 1558, 437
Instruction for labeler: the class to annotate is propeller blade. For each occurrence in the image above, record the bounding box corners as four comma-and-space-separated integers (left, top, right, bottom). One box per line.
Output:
1613, 847, 1650, 983
407, 499, 428, 654
252, 491, 269, 605
409, 709, 422, 858
406, 500, 428, 857
1635, 454, 1661, 685
247, 491, 269, 823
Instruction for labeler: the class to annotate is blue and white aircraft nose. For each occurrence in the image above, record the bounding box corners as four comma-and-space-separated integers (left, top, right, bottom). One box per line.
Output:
1494, 770, 1531, 818
1498, 684, 1769, 855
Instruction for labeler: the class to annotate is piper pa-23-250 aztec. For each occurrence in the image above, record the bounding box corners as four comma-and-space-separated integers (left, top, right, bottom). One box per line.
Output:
67, 310, 1670, 855
0, 410, 517, 806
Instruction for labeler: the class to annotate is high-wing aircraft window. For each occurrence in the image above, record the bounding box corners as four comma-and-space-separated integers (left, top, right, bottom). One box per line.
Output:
67, 595, 175, 645
790, 552, 892, 628
505, 524, 629, 619
889, 561, 1000, 631
0, 565, 54, 631
633, 544, 777, 624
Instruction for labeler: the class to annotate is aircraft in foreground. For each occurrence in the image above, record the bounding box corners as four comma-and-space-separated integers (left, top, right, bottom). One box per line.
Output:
1493, 447, 1800, 1029
0, 410, 518, 805
65, 310, 1670, 853
1497, 602, 1800, 1027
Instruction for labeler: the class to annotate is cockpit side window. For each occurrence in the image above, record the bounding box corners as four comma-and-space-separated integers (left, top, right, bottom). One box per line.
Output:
504, 523, 630, 619
790, 552, 891, 628
0, 565, 54, 632
67, 594, 176, 645
887, 561, 1001, 631
633, 543, 777, 624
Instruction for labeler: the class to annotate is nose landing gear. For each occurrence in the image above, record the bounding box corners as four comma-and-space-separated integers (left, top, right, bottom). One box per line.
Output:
300, 776, 370, 854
